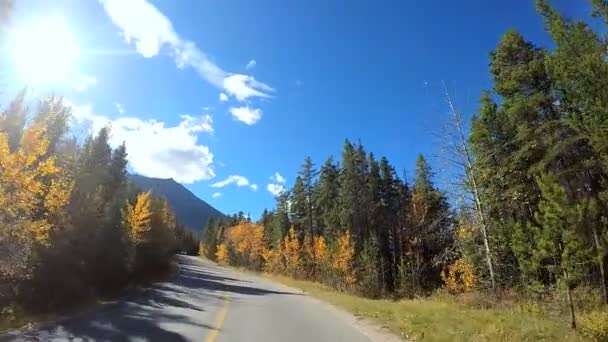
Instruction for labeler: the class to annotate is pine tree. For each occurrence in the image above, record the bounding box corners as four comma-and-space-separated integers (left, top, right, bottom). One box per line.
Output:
290, 176, 307, 236
408, 155, 453, 292
299, 157, 318, 236
315, 157, 341, 240
379, 157, 403, 291
339, 140, 357, 237
0, 88, 28, 151
338, 140, 369, 246
271, 191, 291, 246
531, 175, 592, 328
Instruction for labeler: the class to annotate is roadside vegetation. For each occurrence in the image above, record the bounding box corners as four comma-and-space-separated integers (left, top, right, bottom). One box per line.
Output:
264, 274, 585, 342
201, 1, 608, 340
0, 93, 198, 330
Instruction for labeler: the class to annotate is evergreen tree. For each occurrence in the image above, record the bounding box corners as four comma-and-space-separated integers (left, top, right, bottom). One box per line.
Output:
0, 88, 27, 151
315, 157, 341, 240
531, 175, 592, 328
271, 191, 291, 246
299, 157, 318, 236
408, 155, 453, 293
290, 176, 307, 236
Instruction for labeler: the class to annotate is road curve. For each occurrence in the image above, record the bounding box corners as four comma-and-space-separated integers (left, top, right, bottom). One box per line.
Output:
3, 256, 373, 342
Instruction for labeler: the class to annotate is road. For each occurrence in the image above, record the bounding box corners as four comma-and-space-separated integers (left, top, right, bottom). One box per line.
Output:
3, 256, 374, 342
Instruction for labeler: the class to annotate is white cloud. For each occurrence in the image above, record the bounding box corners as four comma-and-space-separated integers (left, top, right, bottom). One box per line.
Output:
229, 106, 262, 125
100, 0, 273, 102
250, 184, 258, 191
245, 59, 256, 70
71, 74, 97, 92
223, 74, 273, 102
270, 172, 286, 184
212, 192, 221, 199
219, 92, 228, 102
267, 183, 285, 197
114, 102, 125, 114
180, 114, 214, 134
68, 101, 215, 183
211, 175, 250, 188
267, 172, 286, 196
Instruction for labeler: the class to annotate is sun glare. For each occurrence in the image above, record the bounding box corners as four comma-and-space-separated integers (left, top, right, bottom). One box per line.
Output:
10, 16, 79, 85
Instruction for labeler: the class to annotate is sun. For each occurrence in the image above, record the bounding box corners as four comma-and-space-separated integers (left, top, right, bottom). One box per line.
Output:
10, 16, 79, 85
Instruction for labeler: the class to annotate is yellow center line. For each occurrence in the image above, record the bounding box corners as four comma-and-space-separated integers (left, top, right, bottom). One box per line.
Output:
205, 294, 231, 342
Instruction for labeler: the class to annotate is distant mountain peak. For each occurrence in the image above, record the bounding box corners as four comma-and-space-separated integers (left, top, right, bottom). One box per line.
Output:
128, 174, 224, 235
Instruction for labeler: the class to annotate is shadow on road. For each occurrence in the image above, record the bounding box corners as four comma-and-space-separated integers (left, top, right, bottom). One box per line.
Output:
7, 256, 298, 341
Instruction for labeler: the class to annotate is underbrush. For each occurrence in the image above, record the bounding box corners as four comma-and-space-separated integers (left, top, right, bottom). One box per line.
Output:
263, 274, 593, 341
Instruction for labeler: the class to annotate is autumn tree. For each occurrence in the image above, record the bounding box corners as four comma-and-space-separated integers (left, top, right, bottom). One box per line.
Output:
0, 123, 72, 288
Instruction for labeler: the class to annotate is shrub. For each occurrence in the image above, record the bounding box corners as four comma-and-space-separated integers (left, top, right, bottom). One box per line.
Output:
215, 244, 230, 265
578, 310, 608, 341
441, 258, 475, 294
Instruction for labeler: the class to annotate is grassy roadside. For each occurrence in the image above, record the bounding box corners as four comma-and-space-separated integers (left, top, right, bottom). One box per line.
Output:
262, 273, 586, 342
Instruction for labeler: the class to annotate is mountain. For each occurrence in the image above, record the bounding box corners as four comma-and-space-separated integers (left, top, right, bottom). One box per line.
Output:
128, 174, 224, 235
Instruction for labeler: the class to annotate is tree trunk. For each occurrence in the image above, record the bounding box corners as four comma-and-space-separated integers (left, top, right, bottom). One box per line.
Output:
592, 225, 608, 304
445, 88, 496, 289
471, 176, 496, 289
567, 284, 576, 329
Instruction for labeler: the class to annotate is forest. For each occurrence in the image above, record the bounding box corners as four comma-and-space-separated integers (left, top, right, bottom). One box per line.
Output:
0, 92, 198, 322
200, 0, 608, 338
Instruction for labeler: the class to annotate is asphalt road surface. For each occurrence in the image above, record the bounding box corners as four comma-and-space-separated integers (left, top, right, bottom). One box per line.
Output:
3, 256, 373, 342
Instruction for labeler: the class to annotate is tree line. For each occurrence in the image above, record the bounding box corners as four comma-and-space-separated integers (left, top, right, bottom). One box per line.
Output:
0, 93, 196, 315
201, 0, 608, 332
201, 148, 453, 298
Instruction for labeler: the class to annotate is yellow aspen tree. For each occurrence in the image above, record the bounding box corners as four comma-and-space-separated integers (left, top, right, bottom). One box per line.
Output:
0, 125, 72, 243
261, 247, 280, 273
0, 125, 72, 282
313, 235, 329, 281
283, 226, 302, 277
224, 222, 265, 268
248, 224, 265, 267
216, 243, 230, 264
333, 231, 356, 289
125, 191, 153, 244
441, 258, 475, 294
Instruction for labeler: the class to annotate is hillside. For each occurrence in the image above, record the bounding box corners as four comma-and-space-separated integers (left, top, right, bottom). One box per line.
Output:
128, 174, 224, 235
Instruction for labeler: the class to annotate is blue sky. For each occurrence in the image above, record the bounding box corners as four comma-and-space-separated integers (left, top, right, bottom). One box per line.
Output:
2, 0, 593, 219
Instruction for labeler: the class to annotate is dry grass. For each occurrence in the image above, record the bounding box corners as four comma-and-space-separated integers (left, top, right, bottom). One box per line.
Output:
263, 274, 587, 342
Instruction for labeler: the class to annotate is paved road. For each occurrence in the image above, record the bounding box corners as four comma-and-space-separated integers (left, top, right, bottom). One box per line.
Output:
3, 256, 373, 342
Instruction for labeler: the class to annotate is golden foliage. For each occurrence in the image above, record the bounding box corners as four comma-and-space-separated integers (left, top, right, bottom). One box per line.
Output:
225, 222, 265, 266
282, 226, 302, 276
578, 310, 608, 341
262, 246, 283, 274
313, 235, 329, 265
199, 241, 208, 258
455, 224, 475, 241
0, 126, 72, 243
124, 191, 152, 244
333, 231, 356, 289
441, 258, 475, 294
216, 243, 230, 264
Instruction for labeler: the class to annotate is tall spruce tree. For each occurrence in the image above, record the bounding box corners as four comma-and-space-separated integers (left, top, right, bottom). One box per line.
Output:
299, 157, 318, 236
290, 176, 307, 236
315, 157, 341, 240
